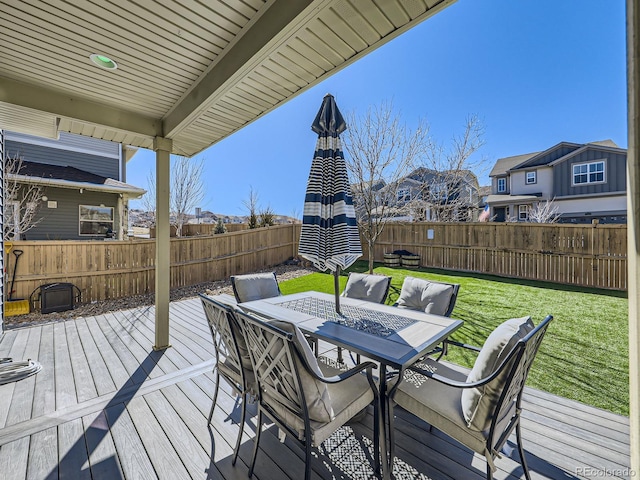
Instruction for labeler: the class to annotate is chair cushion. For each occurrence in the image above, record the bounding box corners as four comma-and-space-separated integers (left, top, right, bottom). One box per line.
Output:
396, 276, 453, 315
232, 273, 280, 303
218, 357, 257, 396
461, 316, 535, 431
271, 360, 374, 446
227, 314, 254, 372
394, 359, 489, 455
342, 273, 390, 304
269, 321, 335, 423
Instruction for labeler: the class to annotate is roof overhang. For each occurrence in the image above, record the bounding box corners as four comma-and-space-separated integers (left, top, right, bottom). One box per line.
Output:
0, 0, 458, 157
8, 173, 146, 198
486, 194, 542, 205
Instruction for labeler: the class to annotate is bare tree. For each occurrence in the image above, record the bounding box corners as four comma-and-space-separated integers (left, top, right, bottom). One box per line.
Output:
140, 170, 156, 227
143, 156, 205, 236
343, 101, 431, 273
3, 154, 44, 240
528, 199, 561, 223
243, 186, 259, 229
289, 207, 301, 224
171, 156, 205, 236
412, 114, 487, 222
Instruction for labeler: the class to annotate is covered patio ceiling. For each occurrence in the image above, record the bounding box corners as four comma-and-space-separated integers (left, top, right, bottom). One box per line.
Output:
0, 0, 459, 350
0, 0, 456, 156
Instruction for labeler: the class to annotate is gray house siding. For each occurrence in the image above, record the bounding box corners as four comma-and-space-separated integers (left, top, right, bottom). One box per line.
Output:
6, 140, 120, 180
26, 187, 120, 241
552, 149, 627, 197
55, 132, 120, 157
522, 145, 579, 168
7, 132, 120, 158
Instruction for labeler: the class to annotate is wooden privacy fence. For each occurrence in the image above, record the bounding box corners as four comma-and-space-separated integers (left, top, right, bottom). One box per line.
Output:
5, 224, 301, 304
3, 222, 627, 308
374, 222, 628, 290
149, 222, 248, 237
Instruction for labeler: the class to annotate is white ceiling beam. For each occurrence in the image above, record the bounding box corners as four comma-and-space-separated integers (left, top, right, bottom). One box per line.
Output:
162, 0, 316, 139
0, 77, 162, 138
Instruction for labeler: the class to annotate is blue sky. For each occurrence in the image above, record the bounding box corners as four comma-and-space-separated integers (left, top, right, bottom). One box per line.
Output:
127, 0, 627, 217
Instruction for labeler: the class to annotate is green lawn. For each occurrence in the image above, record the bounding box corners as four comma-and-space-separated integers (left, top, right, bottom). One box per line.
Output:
279, 261, 629, 416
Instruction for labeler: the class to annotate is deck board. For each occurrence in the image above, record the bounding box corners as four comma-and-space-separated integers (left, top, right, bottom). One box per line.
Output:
82, 410, 124, 479
31, 324, 55, 418
75, 318, 116, 396
0, 438, 30, 480
6, 328, 41, 426
26, 427, 57, 480
126, 395, 192, 478
83, 316, 133, 389
65, 321, 98, 403
53, 322, 78, 409
58, 418, 91, 480
104, 403, 157, 479
0, 296, 631, 480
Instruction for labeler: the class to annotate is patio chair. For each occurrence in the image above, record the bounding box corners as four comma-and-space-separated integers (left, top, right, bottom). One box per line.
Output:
340, 272, 392, 362
395, 276, 459, 317
231, 272, 281, 303
341, 272, 392, 304
236, 309, 381, 480
388, 314, 553, 480
199, 294, 256, 465
394, 276, 460, 360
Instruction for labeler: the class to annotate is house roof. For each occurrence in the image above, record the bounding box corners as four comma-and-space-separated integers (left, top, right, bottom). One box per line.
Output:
406, 167, 479, 187
490, 139, 624, 177
489, 152, 540, 177
0, 1, 458, 157
547, 141, 626, 166
10, 161, 146, 197
351, 178, 386, 192
587, 139, 620, 148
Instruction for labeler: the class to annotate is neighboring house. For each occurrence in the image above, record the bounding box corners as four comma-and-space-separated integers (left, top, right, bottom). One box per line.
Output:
353, 167, 482, 222
4, 131, 145, 240
486, 140, 627, 224
388, 167, 481, 221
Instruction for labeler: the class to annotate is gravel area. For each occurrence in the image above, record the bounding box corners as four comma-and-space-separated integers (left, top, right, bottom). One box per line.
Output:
3, 263, 316, 330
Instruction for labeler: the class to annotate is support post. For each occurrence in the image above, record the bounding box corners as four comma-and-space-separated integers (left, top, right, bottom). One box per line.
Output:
154, 137, 172, 350
627, 0, 639, 474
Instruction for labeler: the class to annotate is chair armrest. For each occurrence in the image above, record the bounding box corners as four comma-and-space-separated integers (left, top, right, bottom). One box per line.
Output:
320, 361, 378, 384
297, 353, 377, 384
407, 354, 511, 389
443, 339, 482, 353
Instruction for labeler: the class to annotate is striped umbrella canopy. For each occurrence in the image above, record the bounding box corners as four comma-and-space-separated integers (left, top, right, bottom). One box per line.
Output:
299, 94, 362, 313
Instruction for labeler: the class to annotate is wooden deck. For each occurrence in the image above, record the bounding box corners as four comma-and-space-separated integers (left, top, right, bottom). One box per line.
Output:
0, 297, 631, 480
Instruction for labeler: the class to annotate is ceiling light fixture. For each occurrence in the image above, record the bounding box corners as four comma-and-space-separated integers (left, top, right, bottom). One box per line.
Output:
89, 53, 118, 70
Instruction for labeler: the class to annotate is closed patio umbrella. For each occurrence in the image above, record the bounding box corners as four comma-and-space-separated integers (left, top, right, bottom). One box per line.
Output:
299, 93, 362, 313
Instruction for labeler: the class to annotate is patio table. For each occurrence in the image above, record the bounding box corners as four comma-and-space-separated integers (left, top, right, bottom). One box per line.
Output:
238, 290, 463, 480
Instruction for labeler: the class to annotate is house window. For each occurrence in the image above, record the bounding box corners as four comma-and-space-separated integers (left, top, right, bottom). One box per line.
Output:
526, 171, 537, 184
397, 189, 411, 202
573, 160, 605, 185
497, 178, 506, 193
79, 205, 114, 235
430, 182, 448, 200
518, 205, 529, 221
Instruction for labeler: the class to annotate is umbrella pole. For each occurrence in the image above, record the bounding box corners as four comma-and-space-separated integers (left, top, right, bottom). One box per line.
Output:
334, 266, 345, 364
334, 266, 341, 314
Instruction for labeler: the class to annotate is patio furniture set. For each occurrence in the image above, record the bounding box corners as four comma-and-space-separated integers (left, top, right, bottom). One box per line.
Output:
200, 272, 552, 480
